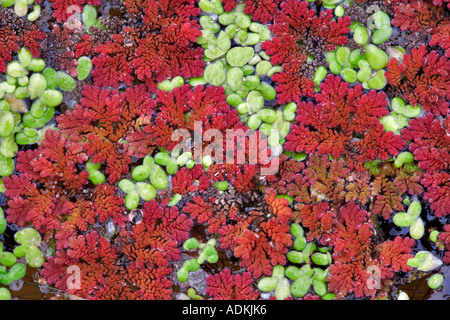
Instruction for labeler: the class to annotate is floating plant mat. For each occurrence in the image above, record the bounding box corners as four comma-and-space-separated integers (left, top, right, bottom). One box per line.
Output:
0, 0, 449, 301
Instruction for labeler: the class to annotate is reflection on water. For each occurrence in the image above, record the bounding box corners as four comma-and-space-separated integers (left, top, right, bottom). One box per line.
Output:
400, 265, 450, 300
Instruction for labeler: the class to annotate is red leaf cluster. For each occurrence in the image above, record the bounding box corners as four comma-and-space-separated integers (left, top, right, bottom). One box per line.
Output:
439, 225, 450, 264
0, 26, 19, 73
144, 85, 241, 152
402, 115, 449, 217
386, 45, 450, 116
0, 23, 46, 73
285, 75, 405, 171
89, 1, 204, 90
430, 23, 450, 57
261, 0, 351, 103
401, 115, 449, 174
172, 165, 211, 195
325, 203, 415, 299
3, 129, 130, 245
205, 268, 259, 300
391, 0, 448, 32
40, 200, 192, 299
297, 202, 335, 242
20, 25, 47, 58
376, 236, 415, 275
57, 84, 156, 183
52, 23, 79, 77
244, 0, 283, 24
206, 164, 259, 193
219, 189, 293, 277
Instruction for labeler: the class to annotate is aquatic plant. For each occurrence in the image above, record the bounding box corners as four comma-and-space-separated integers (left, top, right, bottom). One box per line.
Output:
0, 0, 448, 302
284, 75, 405, 171
205, 268, 259, 300
385, 45, 450, 116
57, 84, 156, 183
261, 0, 351, 104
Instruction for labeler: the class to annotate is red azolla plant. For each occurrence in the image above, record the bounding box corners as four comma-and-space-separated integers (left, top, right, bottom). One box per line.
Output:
394, 163, 424, 196
206, 164, 259, 193
284, 75, 405, 171
222, 0, 236, 11
205, 268, 259, 300
261, 0, 351, 103
0, 26, 19, 73
172, 165, 211, 195
3, 130, 89, 238
296, 202, 335, 242
119, 200, 193, 268
325, 202, 373, 262
133, 20, 204, 90
391, 0, 447, 32
344, 171, 372, 206
303, 154, 350, 205
266, 154, 314, 205
144, 85, 242, 152
430, 23, 450, 57
371, 176, 404, 220
42, 199, 192, 300
40, 230, 125, 299
327, 260, 375, 298
376, 236, 415, 276
421, 172, 450, 218
439, 225, 450, 264
219, 189, 293, 277
57, 84, 156, 183
88, 1, 204, 90
325, 203, 414, 299
183, 195, 213, 225
3, 130, 129, 243
386, 45, 450, 116
0, 23, 46, 73
91, 31, 137, 88
244, 0, 283, 24
401, 115, 449, 217
49, 0, 101, 22
401, 115, 449, 174
52, 23, 79, 77
20, 25, 47, 59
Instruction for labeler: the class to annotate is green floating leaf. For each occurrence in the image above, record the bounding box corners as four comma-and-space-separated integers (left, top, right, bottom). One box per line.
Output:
227, 67, 244, 92
290, 276, 312, 298
28, 73, 47, 100
82, 4, 98, 28
0, 111, 15, 138
0, 263, 26, 285
226, 47, 255, 67
257, 277, 279, 292
25, 246, 45, 268
56, 71, 76, 92
392, 211, 415, 227
7, 61, 28, 78
149, 164, 168, 189
43, 68, 58, 90
27, 5, 41, 22
204, 61, 226, 86
394, 151, 414, 168
428, 274, 444, 290
364, 44, 388, 70
274, 277, 291, 300
41, 90, 63, 107
77, 56, 92, 81
18, 48, 32, 68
